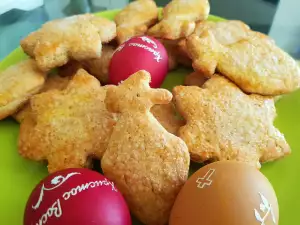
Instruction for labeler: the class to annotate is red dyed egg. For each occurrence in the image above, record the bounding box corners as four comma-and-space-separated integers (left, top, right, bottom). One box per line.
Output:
24, 168, 131, 225
109, 36, 168, 88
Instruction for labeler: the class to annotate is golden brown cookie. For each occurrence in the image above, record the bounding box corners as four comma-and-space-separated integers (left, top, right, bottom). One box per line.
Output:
177, 38, 189, 55
13, 105, 31, 124
151, 102, 185, 135
177, 19, 237, 55
18, 69, 116, 173
173, 75, 291, 168
176, 51, 192, 68
13, 75, 71, 123
186, 20, 300, 95
184, 71, 208, 87
82, 45, 115, 84
101, 70, 190, 225
147, 0, 210, 40
58, 60, 83, 77
159, 39, 179, 70
114, 0, 158, 44
159, 39, 192, 70
0, 59, 46, 120
21, 14, 116, 72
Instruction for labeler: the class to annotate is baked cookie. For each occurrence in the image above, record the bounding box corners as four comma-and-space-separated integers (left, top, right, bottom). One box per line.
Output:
184, 71, 208, 87
148, 0, 210, 40
58, 60, 83, 77
101, 70, 190, 225
159, 39, 192, 70
186, 20, 300, 95
173, 75, 291, 168
0, 59, 46, 120
13, 75, 71, 123
159, 39, 178, 70
21, 14, 116, 71
60, 45, 115, 84
114, 0, 158, 44
82, 45, 115, 84
18, 69, 116, 173
151, 102, 185, 135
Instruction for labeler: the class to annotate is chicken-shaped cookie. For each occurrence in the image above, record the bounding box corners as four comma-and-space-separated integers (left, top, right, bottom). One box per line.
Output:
173, 75, 291, 168
18, 69, 116, 173
21, 14, 116, 72
101, 70, 190, 225
13, 75, 71, 123
0, 59, 46, 120
114, 0, 158, 44
148, 0, 210, 40
186, 20, 300, 95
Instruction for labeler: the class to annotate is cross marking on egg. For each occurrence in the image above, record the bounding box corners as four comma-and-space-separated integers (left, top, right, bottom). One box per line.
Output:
196, 169, 216, 189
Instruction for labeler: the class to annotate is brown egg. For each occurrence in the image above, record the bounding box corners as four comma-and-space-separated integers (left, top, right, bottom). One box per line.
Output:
170, 161, 279, 225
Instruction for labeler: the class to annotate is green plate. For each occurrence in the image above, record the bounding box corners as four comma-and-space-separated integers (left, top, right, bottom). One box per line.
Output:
0, 9, 299, 225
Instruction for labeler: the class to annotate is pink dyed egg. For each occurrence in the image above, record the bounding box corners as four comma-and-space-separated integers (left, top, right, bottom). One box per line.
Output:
24, 168, 131, 225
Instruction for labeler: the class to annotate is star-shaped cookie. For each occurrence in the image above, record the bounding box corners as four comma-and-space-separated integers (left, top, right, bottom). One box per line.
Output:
18, 69, 116, 173
173, 75, 291, 168
21, 14, 116, 72
13, 75, 71, 123
186, 20, 300, 95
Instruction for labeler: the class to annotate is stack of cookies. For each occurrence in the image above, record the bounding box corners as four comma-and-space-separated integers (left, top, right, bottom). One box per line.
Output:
0, 0, 299, 224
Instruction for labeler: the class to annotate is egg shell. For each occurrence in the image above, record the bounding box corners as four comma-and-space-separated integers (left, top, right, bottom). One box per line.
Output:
24, 168, 132, 225
170, 161, 279, 225
109, 36, 169, 88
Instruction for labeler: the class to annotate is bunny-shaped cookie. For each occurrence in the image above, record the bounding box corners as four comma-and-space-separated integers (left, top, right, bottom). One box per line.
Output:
101, 70, 190, 225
